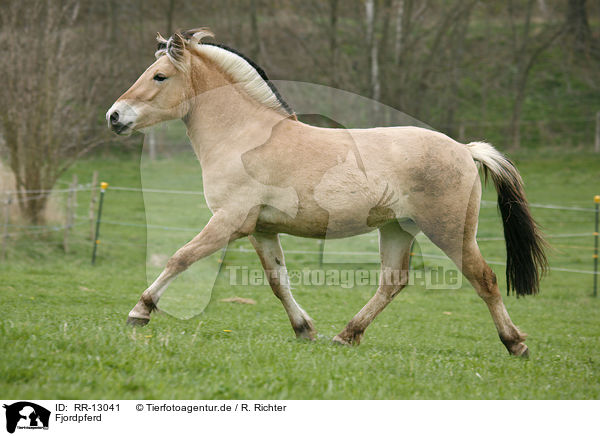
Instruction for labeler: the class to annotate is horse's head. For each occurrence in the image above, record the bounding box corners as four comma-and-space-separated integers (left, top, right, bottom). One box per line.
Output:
106, 28, 214, 135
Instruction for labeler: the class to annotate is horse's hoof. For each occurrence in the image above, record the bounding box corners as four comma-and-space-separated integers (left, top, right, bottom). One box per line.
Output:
293, 322, 317, 341
509, 343, 529, 358
518, 346, 530, 359
331, 335, 351, 346
127, 316, 150, 327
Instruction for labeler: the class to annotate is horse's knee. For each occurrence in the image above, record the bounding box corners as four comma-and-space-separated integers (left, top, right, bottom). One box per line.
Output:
377, 283, 406, 301
379, 269, 408, 299
166, 253, 192, 274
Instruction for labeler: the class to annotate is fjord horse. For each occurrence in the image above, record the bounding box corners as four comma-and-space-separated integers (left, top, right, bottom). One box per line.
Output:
106, 29, 546, 356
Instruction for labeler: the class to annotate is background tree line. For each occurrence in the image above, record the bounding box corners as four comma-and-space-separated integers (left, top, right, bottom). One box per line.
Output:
0, 0, 599, 223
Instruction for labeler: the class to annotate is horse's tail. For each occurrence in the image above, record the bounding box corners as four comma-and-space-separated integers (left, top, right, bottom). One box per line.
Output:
467, 141, 547, 296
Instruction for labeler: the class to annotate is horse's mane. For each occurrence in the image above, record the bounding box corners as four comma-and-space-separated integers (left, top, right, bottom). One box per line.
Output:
156, 29, 294, 117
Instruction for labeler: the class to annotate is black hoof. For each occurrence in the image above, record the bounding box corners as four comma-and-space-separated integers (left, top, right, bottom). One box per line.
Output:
293, 320, 316, 341
127, 316, 150, 327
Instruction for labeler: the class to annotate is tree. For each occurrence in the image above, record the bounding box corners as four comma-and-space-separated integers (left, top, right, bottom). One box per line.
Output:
0, 0, 112, 224
507, 0, 565, 149
249, 0, 261, 63
566, 0, 592, 52
365, 0, 381, 121
166, 0, 177, 36
329, 0, 339, 88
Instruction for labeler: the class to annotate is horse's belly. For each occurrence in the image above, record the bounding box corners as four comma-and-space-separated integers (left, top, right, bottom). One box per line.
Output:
255, 209, 377, 239
255, 196, 411, 239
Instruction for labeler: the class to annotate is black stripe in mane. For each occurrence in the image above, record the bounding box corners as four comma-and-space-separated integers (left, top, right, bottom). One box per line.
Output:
202, 42, 294, 116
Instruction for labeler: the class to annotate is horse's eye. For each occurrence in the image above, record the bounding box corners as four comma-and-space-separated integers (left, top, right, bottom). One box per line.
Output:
153, 74, 167, 82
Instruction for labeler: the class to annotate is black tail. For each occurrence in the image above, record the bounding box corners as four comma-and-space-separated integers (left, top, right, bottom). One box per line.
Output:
468, 142, 548, 296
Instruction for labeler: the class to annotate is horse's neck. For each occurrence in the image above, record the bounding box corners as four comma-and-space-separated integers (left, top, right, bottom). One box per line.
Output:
184, 87, 286, 169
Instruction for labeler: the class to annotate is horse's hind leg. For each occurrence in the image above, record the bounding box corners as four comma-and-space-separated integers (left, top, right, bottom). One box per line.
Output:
418, 184, 529, 357
333, 221, 414, 346
249, 232, 316, 340
448, 240, 529, 357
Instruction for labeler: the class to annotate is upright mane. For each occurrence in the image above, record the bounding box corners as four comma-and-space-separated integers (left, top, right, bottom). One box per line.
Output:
200, 43, 294, 116
157, 29, 294, 117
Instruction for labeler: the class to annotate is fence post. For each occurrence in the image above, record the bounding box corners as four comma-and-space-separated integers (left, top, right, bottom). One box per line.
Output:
593, 195, 599, 297
63, 174, 77, 253
88, 171, 98, 240
595, 112, 600, 153
317, 239, 325, 267
1, 194, 11, 261
91, 182, 108, 265
63, 180, 71, 252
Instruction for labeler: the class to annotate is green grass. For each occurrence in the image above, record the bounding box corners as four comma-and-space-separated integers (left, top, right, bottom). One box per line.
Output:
1, 146, 599, 399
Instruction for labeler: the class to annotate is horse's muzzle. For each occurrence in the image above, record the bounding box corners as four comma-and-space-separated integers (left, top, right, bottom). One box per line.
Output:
106, 102, 136, 135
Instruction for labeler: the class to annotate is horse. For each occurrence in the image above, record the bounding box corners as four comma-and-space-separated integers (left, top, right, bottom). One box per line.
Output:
106, 28, 546, 357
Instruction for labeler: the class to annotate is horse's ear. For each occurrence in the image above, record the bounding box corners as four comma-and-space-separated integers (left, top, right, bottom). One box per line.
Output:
156, 32, 167, 46
156, 32, 167, 44
184, 27, 215, 45
167, 33, 185, 63
156, 32, 167, 53
166, 33, 187, 69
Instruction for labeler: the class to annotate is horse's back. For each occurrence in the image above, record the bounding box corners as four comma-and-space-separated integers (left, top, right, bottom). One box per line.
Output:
253, 123, 481, 238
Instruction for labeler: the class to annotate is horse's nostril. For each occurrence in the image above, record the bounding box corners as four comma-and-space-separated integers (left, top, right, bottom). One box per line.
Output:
110, 111, 120, 125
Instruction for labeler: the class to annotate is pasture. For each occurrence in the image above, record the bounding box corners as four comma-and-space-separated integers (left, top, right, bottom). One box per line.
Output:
1, 145, 599, 399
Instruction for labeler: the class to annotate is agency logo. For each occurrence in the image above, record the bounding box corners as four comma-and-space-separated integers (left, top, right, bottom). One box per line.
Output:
3, 402, 50, 433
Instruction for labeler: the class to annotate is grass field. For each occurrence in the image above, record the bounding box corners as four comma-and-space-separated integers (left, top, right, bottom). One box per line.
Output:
1, 144, 599, 399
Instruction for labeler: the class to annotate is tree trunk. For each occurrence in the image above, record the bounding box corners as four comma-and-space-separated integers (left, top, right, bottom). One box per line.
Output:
378, 0, 393, 108
21, 194, 50, 226
510, 74, 528, 150
393, 0, 413, 111
566, 0, 591, 52
507, 0, 533, 149
394, 0, 404, 65
108, 0, 118, 45
507, 0, 564, 149
444, 7, 472, 139
249, 0, 260, 63
166, 0, 176, 36
329, 0, 338, 89
366, 0, 381, 117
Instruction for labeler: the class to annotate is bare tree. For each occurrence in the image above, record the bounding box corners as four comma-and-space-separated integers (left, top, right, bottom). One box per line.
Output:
249, 0, 261, 62
393, 0, 405, 65
441, 5, 473, 138
329, 0, 339, 88
0, 0, 112, 224
365, 0, 381, 116
507, 0, 565, 149
166, 0, 177, 36
390, 0, 428, 111
566, 0, 592, 52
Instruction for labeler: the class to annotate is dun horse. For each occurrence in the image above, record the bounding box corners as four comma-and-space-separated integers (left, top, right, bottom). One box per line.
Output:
107, 29, 546, 357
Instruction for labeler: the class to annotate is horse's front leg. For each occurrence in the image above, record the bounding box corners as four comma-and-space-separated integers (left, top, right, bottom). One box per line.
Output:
127, 212, 245, 326
249, 232, 316, 340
